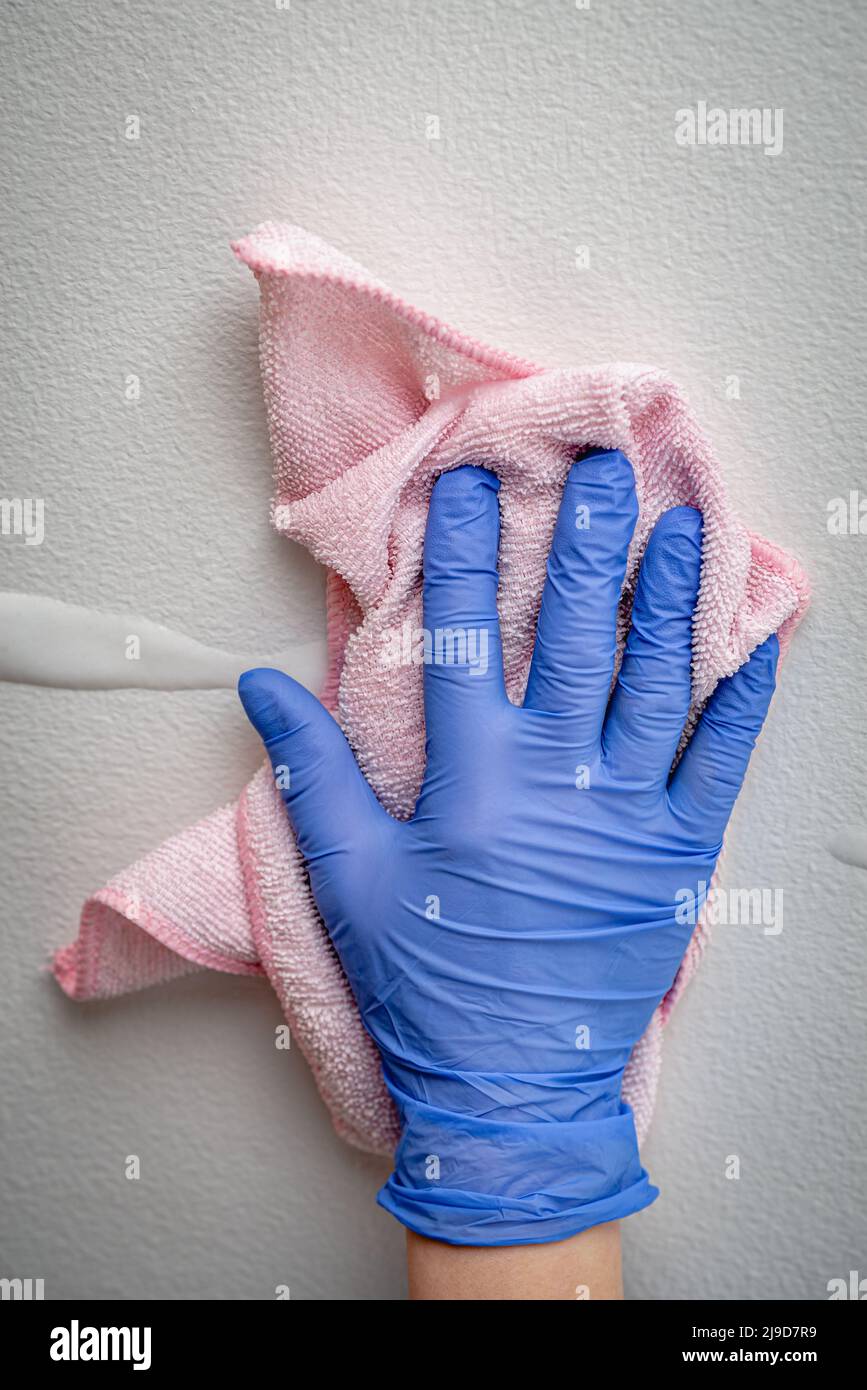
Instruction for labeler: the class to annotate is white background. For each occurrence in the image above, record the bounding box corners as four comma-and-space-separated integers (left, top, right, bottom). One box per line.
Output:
1, 0, 864, 1299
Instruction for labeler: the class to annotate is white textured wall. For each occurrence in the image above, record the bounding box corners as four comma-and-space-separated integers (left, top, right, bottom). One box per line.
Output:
1, 0, 864, 1300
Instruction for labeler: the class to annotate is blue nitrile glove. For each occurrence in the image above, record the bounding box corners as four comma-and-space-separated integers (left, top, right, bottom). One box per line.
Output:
238, 450, 778, 1246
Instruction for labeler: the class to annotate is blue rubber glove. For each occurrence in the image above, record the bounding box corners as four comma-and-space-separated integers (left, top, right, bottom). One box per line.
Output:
239, 450, 778, 1246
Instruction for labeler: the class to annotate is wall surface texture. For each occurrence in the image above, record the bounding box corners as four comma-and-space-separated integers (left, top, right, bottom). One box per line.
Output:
1, 0, 864, 1300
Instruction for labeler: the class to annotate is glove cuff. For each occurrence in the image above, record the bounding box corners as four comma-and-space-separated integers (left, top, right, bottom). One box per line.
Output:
377, 1089, 657, 1247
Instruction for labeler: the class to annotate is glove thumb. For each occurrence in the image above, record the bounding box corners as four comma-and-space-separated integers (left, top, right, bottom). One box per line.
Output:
238, 667, 388, 870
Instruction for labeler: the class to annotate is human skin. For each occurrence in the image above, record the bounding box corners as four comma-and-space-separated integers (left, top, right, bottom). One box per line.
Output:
406, 1223, 623, 1301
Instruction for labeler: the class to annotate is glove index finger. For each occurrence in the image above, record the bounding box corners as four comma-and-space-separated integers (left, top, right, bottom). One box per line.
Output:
421, 466, 506, 725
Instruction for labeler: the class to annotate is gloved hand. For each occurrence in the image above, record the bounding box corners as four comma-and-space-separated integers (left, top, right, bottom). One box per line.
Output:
238, 450, 778, 1246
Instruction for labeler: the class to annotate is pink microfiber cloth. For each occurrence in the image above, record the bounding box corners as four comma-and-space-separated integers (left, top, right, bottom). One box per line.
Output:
54, 225, 810, 1155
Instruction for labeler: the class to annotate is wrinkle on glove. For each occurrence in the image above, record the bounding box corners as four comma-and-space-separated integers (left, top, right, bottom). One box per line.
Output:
53, 224, 809, 1155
